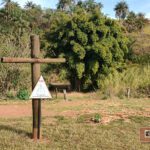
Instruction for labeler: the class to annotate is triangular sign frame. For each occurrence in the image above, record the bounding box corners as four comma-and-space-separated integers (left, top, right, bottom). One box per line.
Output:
30, 76, 52, 99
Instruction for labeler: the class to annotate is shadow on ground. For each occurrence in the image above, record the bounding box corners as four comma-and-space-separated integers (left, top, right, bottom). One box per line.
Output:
0, 125, 32, 138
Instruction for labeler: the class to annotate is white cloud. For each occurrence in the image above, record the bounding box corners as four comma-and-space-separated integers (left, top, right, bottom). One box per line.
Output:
145, 12, 150, 19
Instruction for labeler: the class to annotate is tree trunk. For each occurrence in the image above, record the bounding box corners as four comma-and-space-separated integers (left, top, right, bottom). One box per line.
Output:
75, 77, 81, 92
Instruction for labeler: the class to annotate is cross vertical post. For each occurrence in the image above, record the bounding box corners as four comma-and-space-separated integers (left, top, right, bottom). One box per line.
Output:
0, 35, 66, 141
31, 35, 41, 140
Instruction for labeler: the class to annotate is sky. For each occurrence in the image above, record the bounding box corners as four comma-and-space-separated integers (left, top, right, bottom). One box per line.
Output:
0, 0, 150, 18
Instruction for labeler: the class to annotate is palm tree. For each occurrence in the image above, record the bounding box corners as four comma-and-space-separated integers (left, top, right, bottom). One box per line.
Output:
25, 1, 36, 9
77, 0, 103, 12
0, 0, 11, 6
85, 0, 103, 9
137, 13, 145, 19
114, 0, 129, 20
57, 0, 74, 11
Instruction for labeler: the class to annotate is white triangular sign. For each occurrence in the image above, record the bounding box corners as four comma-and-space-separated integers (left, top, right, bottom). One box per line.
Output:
30, 76, 52, 99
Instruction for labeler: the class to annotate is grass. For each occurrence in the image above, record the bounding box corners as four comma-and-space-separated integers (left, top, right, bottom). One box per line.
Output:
0, 116, 150, 150
0, 94, 150, 150
100, 65, 150, 98
143, 24, 150, 35
129, 23, 150, 55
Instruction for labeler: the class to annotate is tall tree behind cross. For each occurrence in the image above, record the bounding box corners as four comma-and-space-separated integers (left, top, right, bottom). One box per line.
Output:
1, 35, 66, 140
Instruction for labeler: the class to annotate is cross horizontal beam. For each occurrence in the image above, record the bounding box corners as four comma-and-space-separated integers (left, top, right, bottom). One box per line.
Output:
1, 57, 66, 63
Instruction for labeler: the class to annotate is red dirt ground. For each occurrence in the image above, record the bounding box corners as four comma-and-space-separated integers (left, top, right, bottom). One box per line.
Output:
0, 99, 150, 124
0, 103, 32, 117
0, 102, 56, 118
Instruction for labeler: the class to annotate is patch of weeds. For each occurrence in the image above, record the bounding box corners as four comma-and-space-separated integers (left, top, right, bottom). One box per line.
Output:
117, 93, 125, 99
17, 88, 29, 100
117, 90, 125, 99
54, 115, 70, 124
76, 115, 85, 123
77, 114, 93, 123
54, 115, 65, 121
118, 95, 125, 99
101, 95, 109, 100
6, 91, 16, 99
91, 113, 101, 123
77, 113, 102, 124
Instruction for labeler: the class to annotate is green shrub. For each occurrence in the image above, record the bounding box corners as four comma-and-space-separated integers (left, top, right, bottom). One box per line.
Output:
17, 88, 29, 100
6, 90, 15, 99
91, 113, 101, 123
46, 8, 129, 91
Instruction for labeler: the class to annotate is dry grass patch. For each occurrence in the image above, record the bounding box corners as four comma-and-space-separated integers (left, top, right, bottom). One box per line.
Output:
0, 94, 150, 149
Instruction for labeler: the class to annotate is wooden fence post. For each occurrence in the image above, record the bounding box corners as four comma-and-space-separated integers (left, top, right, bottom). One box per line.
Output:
31, 35, 41, 140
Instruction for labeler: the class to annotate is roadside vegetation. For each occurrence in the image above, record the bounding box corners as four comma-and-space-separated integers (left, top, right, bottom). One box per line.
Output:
0, 0, 149, 99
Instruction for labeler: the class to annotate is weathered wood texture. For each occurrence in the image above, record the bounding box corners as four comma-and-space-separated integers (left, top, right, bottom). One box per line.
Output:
49, 83, 71, 92
49, 83, 71, 100
31, 35, 41, 140
49, 83, 71, 88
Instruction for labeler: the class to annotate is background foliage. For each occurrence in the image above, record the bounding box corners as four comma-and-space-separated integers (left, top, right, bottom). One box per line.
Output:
45, 6, 129, 91
0, 0, 149, 98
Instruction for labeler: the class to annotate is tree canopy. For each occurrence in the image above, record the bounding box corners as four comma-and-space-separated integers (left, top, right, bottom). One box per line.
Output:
114, 1, 129, 20
45, 6, 129, 91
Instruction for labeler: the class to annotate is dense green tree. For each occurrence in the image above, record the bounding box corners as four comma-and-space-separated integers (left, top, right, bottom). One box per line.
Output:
114, 1, 129, 20
0, 0, 27, 37
0, 0, 20, 22
24, 3, 43, 34
45, 7, 129, 91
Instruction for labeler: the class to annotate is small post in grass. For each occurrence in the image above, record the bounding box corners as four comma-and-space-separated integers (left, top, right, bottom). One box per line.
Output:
63, 89, 67, 101
127, 87, 130, 99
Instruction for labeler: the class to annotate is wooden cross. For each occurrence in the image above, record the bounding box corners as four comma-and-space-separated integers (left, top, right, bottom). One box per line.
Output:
1, 35, 66, 140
